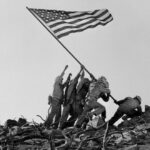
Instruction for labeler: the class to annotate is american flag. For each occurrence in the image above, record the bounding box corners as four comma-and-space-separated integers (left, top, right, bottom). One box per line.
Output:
29, 8, 113, 39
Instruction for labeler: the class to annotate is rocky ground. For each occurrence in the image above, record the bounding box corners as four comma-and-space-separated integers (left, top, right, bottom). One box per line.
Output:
1, 105, 150, 150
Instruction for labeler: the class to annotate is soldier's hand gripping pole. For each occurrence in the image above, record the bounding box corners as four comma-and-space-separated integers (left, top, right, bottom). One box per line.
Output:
64, 65, 68, 72
110, 95, 118, 104
60, 65, 68, 76
80, 65, 97, 81
67, 73, 72, 80
89, 73, 97, 81
63, 73, 72, 88
75, 65, 84, 79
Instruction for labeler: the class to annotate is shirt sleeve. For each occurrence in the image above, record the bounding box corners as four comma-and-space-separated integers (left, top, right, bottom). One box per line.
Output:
114, 99, 127, 105
77, 78, 85, 94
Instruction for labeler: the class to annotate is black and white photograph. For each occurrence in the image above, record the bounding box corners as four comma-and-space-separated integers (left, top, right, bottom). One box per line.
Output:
0, 0, 150, 149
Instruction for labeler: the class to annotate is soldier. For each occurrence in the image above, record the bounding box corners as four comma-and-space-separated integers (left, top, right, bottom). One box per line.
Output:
58, 67, 85, 129
62, 70, 91, 129
75, 76, 111, 128
108, 96, 142, 126
44, 65, 68, 129
63, 72, 72, 105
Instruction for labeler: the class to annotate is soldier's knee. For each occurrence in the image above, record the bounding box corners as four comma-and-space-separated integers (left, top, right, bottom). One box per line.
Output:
100, 105, 106, 112
94, 105, 106, 116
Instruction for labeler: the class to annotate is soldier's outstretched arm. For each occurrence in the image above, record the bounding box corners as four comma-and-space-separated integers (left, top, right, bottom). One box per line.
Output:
63, 73, 72, 88
80, 70, 85, 80
109, 95, 129, 105
74, 65, 84, 80
90, 73, 97, 81
60, 65, 68, 77
79, 65, 84, 74
115, 99, 127, 105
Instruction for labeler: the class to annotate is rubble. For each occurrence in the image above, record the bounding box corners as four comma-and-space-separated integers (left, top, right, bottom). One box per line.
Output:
0, 105, 150, 150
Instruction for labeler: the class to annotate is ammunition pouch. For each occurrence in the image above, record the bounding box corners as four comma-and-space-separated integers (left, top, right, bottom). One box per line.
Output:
48, 95, 53, 105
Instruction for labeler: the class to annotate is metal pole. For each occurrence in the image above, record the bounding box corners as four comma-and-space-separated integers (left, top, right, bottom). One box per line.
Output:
26, 7, 96, 80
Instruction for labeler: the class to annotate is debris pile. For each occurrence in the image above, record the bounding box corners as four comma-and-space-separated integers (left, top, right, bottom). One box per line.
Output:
1, 105, 150, 150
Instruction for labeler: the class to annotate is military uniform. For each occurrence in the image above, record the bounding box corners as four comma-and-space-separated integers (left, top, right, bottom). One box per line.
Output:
59, 70, 82, 129
45, 66, 68, 128
75, 76, 110, 128
64, 78, 90, 128
109, 96, 142, 125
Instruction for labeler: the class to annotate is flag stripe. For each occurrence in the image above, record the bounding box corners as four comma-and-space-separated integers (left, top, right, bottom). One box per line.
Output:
67, 10, 102, 19
50, 12, 111, 33
55, 17, 113, 38
53, 14, 112, 34
52, 12, 111, 33
29, 8, 113, 39
68, 10, 99, 18
69, 10, 110, 24
49, 9, 107, 28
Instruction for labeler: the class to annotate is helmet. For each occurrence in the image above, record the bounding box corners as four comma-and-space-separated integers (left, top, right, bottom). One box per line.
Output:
83, 78, 90, 83
83, 78, 90, 87
134, 95, 142, 104
98, 76, 107, 82
97, 76, 109, 88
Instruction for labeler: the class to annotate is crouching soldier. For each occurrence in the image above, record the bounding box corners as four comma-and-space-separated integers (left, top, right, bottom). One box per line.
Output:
108, 95, 142, 126
44, 65, 68, 129
75, 76, 111, 128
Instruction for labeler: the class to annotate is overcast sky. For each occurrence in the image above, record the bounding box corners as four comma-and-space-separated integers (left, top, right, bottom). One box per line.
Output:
0, 0, 150, 124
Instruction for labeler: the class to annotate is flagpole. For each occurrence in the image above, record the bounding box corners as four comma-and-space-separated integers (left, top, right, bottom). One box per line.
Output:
26, 7, 96, 80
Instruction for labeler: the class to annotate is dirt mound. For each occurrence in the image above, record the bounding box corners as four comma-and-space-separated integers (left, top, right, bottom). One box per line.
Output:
1, 105, 150, 150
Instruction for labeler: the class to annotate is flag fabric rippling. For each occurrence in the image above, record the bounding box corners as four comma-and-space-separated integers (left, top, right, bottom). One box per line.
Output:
29, 8, 113, 39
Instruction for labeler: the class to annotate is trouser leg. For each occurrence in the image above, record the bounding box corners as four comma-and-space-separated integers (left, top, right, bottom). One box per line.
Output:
53, 103, 61, 129
91, 101, 106, 116
59, 104, 70, 129
126, 109, 141, 118
68, 108, 83, 127
109, 109, 124, 126
65, 115, 77, 127
45, 104, 57, 127
64, 102, 83, 128
75, 103, 91, 128
75, 100, 106, 128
